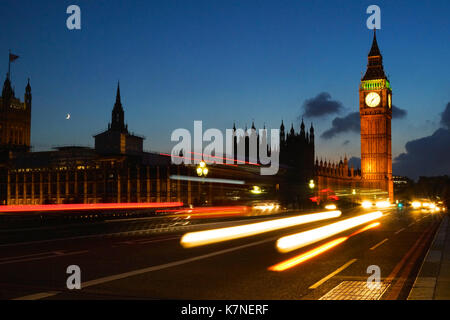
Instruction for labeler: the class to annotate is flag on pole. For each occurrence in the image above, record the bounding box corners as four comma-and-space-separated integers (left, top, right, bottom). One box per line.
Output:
9, 53, 19, 62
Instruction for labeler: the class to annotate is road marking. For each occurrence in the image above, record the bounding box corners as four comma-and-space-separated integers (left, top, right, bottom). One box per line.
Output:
369, 238, 389, 250
385, 223, 438, 300
12, 236, 277, 300
114, 236, 180, 246
0, 250, 89, 265
0, 215, 286, 248
309, 258, 357, 289
0, 229, 156, 247
408, 222, 415, 227
12, 291, 60, 301
394, 228, 405, 235
0, 251, 56, 261
385, 224, 433, 283
138, 236, 180, 244
319, 280, 390, 300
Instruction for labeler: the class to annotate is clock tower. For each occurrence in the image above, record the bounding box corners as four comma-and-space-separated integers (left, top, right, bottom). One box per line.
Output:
359, 30, 393, 200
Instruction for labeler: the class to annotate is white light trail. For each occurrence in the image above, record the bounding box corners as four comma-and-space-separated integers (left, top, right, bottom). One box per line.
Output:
276, 211, 383, 253
180, 210, 342, 248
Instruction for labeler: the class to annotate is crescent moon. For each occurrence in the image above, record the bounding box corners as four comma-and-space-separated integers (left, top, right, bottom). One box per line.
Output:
66, 113, 71, 120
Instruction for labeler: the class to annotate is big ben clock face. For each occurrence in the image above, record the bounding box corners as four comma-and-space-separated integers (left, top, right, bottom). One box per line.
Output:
365, 92, 381, 107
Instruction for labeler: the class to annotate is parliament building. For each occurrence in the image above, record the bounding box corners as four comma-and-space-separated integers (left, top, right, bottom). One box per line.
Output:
0, 30, 393, 206
0, 81, 294, 206
314, 30, 394, 201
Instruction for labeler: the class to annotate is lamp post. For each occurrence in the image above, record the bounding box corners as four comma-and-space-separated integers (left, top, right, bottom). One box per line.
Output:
309, 179, 316, 207
195, 161, 208, 206
196, 161, 208, 177
352, 189, 356, 207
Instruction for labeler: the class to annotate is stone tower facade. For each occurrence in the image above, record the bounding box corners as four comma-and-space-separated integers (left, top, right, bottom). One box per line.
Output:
0, 74, 31, 153
359, 30, 393, 200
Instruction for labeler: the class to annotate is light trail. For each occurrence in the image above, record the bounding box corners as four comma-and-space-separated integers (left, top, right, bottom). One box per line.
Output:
180, 210, 342, 248
0, 202, 183, 213
347, 222, 380, 237
157, 206, 250, 218
361, 201, 373, 209
269, 237, 348, 272
269, 222, 381, 271
169, 175, 245, 185
188, 151, 260, 166
276, 211, 383, 253
159, 153, 238, 167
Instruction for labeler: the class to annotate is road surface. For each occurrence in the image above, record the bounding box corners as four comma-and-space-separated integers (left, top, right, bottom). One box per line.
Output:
0, 206, 442, 300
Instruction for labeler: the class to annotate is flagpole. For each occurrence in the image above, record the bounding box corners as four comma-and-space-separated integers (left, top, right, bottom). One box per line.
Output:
8, 49, 11, 80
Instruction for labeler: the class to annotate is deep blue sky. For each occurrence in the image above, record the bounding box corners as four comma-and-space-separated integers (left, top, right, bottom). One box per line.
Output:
1, 0, 449, 176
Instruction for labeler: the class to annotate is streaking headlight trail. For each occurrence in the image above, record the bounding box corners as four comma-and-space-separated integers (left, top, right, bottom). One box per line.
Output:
269, 222, 380, 271
270, 237, 348, 272
180, 210, 342, 248
276, 211, 383, 253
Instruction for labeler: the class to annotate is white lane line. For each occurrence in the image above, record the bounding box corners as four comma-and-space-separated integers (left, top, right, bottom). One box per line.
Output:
0, 215, 284, 248
114, 236, 180, 246
395, 227, 405, 235
12, 236, 277, 300
82, 238, 273, 288
369, 238, 389, 251
0, 250, 89, 265
0, 230, 154, 248
0, 251, 57, 261
139, 236, 180, 244
309, 259, 358, 289
12, 292, 60, 301
408, 222, 415, 227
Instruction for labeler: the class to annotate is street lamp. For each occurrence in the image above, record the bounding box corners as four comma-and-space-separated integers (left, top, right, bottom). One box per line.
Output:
251, 186, 262, 194
196, 161, 208, 177
308, 179, 316, 207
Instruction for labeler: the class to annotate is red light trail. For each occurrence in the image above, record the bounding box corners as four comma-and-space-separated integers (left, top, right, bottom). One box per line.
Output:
0, 202, 184, 213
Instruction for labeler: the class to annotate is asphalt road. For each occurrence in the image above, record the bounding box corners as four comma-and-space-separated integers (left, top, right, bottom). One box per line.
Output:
0, 206, 443, 300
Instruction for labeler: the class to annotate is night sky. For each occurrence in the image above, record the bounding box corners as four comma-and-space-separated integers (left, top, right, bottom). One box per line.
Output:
1, 0, 449, 179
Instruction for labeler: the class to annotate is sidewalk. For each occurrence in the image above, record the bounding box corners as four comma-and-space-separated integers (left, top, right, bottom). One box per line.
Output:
408, 214, 450, 299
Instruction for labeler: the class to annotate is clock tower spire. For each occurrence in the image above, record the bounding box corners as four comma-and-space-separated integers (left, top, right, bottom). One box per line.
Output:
110, 81, 127, 132
359, 30, 393, 201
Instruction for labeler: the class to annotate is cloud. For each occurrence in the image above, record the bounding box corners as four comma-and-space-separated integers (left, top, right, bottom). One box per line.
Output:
321, 112, 360, 139
392, 105, 407, 119
300, 92, 344, 118
393, 128, 450, 180
440, 102, 450, 129
321, 105, 406, 139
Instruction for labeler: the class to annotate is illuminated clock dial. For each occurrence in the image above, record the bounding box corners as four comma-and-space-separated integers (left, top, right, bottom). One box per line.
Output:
365, 92, 381, 107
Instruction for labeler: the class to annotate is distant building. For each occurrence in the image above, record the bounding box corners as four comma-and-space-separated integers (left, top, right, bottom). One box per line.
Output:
231, 118, 314, 171
312, 30, 394, 202
314, 157, 362, 202
228, 118, 316, 206
6, 32, 397, 207
359, 29, 394, 200
0, 82, 275, 206
393, 175, 411, 186
279, 119, 315, 174
94, 83, 144, 155
0, 73, 31, 154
